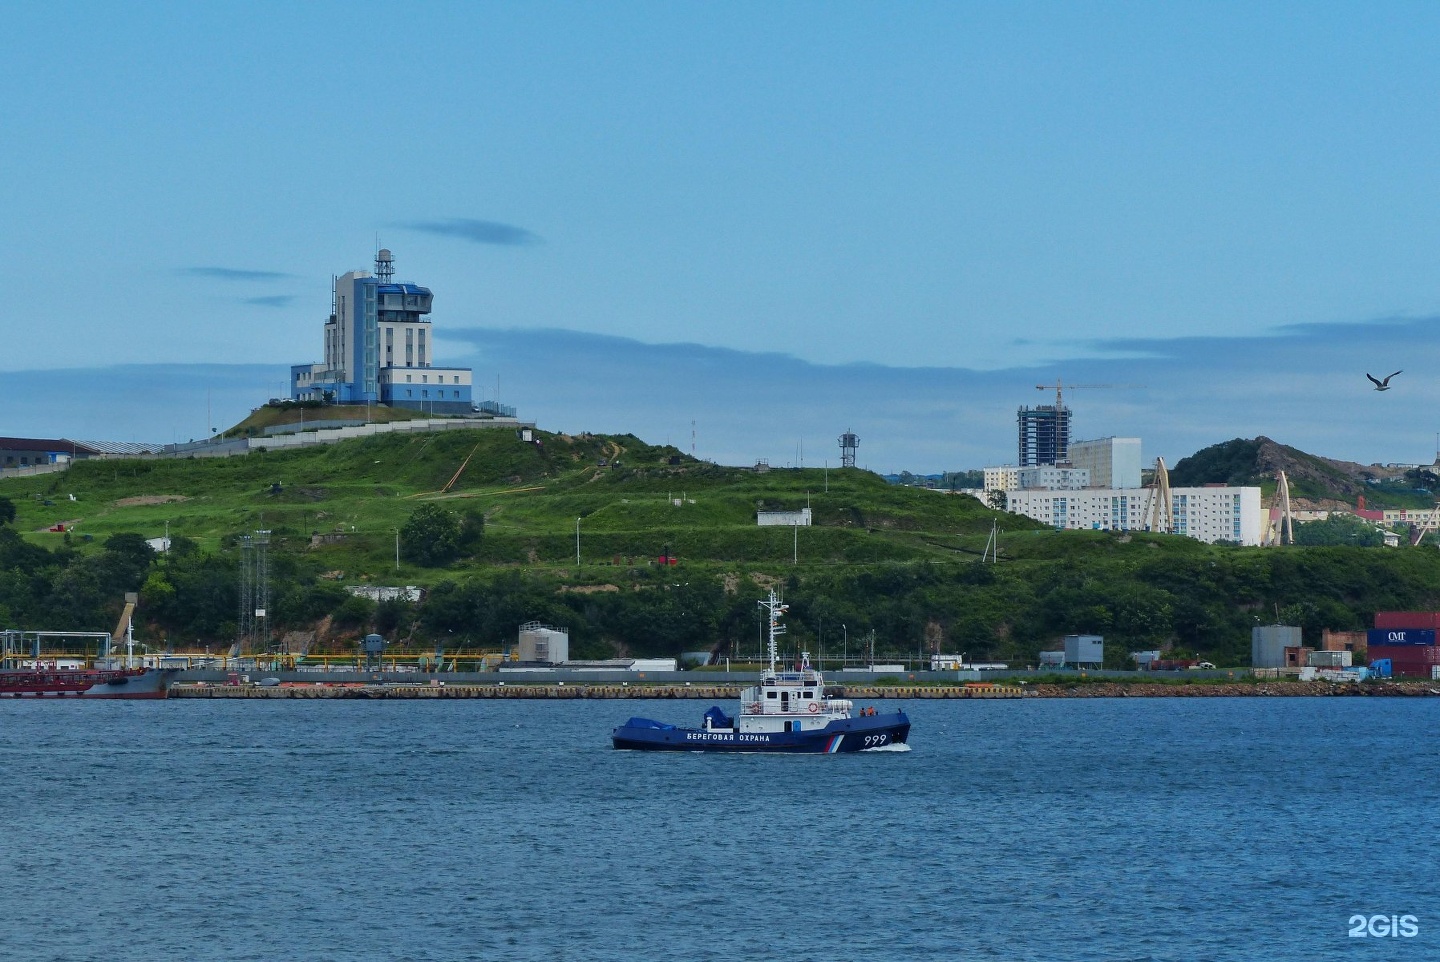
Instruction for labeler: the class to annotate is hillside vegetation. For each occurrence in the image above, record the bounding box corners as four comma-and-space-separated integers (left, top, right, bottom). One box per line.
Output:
5, 427, 1440, 670
1170, 436, 1437, 507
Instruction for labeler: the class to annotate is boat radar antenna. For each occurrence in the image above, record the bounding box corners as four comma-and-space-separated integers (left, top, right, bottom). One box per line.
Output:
759, 589, 787, 674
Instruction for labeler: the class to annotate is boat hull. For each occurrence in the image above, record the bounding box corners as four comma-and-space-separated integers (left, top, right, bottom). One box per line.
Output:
0, 668, 175, 699
612, 710, 910, 753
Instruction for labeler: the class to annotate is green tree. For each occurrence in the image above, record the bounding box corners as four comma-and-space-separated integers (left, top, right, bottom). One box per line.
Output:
331, 594, 376, 630
458, 507, 486, 555
1292, 514, 1385, 547
401, 503, 462, 566
0, 496, 15, 525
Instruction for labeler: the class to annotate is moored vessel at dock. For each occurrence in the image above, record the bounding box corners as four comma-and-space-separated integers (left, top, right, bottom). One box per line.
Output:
611, 591, 910, 752
0, 620, 175, 700
0, 665, 173, 699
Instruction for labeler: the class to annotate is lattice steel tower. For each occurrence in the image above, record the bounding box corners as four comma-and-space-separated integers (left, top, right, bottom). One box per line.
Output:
838, 431, 859, 468
236, 530, 271, 655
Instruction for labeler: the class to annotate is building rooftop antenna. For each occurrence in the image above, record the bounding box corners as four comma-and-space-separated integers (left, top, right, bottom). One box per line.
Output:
375, 248, 395, 284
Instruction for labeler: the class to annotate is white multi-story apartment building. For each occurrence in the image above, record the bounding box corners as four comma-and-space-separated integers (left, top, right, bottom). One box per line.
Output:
1017, 465, 1090, 490
984, 464, 1089, 491
1067, 437, 1142, 489
983, 465, 1021, 492
1005, 486, 1264, 545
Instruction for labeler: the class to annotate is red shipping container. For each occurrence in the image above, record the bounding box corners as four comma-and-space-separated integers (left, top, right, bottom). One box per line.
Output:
1369, 644, 1440, 665
1389, 662, 1434, 678
1375, 611, 1440, 629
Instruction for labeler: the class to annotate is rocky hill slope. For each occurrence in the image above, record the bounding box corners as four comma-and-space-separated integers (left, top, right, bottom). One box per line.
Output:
1169, 437, 1437, 508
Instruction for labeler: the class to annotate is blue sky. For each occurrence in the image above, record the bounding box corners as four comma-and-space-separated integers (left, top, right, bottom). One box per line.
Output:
5, 2, 1440, 471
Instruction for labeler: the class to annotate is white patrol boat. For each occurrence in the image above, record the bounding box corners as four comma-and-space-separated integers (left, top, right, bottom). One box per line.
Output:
611, 591, 910, 753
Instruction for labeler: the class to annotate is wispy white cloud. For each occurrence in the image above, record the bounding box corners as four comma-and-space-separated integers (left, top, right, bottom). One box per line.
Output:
400, 218, 543, 246
179, 267, 294, 281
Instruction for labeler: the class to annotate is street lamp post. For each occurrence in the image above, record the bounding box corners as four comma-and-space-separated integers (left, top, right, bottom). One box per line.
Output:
842, 624, 847, 668
394, 530, 400, 571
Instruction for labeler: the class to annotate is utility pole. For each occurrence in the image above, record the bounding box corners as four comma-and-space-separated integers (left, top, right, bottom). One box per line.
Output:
576, 517, 581, 565
395, 530, 400, 571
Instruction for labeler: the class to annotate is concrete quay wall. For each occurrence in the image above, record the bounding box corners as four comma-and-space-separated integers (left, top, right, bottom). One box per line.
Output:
170, 682, 1025, 700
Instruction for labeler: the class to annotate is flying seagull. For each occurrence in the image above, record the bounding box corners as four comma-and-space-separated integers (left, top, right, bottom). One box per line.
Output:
1367, 370, 1402, 391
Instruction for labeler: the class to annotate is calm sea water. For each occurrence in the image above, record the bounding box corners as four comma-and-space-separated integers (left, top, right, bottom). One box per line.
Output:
0, 696, 1435, 961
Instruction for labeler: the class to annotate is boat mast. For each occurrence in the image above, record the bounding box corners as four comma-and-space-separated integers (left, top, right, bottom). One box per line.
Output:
759, 589, 787, 674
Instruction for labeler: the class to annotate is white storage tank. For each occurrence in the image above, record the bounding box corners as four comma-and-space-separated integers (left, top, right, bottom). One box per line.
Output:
1252, 625, 1301, 669
518, 621, 569, 664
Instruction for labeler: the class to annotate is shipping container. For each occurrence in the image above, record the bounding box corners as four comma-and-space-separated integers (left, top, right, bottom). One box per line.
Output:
1374, 611, 1440, 629
1372, 654, 1434, 675
1150, 659, 1196, 671
1307, 650, 1353, 668
1366, 628, 1436, 647
1368, 644, 1440, 665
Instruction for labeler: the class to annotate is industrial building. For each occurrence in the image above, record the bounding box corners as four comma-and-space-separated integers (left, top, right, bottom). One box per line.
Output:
0, 438, 103, 470
1063, 634, 1103, 668
1252, 625, 1302, 669
757, 508, 813, 526
291, 249, 475, 414
1005, 485, 1264, 545
1067, 437, 1142, 489
517, 622, 570, 664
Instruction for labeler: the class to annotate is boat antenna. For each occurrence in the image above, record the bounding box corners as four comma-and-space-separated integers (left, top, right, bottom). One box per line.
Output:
759, 589, 787, 674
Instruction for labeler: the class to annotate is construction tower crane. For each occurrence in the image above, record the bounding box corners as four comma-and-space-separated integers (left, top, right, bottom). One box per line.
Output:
1035, 379, 1147, 410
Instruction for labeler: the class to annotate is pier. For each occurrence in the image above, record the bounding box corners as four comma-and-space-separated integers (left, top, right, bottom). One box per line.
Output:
169, 681, 1028, 699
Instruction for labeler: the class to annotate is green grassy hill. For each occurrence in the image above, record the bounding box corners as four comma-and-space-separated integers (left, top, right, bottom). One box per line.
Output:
3, 427, 1027, 577
7, 426, 1440, 671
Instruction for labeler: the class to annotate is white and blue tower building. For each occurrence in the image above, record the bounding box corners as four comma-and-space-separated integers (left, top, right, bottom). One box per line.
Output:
291, 249, 475, 414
